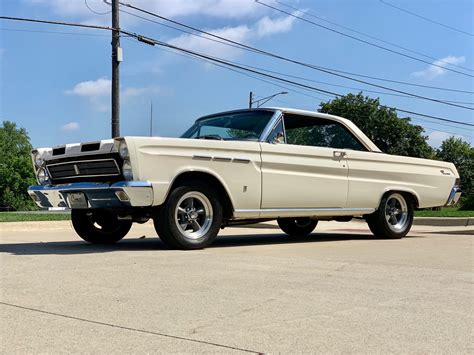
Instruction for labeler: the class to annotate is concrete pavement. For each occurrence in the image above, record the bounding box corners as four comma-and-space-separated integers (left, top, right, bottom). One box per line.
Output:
1, 220, 473, 353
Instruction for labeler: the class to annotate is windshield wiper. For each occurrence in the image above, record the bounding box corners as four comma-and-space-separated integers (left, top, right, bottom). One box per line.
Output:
197, 135, 223, 140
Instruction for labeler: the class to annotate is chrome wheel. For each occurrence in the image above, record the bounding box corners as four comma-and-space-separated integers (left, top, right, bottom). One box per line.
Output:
175, 191, 213, 240
384, 193, 408, 232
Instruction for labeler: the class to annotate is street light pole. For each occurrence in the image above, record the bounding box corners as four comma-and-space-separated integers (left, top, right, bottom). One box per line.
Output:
250, 91, 288, 108
111, 0, 121, 138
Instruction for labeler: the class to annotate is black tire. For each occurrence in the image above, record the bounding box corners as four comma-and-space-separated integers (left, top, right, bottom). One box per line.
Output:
71, 209, 132, 244
366, 192, 414, 239
277, 217, 318, 236
153, 182, 223, 250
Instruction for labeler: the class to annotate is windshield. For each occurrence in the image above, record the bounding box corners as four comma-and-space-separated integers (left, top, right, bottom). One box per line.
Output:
181, 111, 275, 141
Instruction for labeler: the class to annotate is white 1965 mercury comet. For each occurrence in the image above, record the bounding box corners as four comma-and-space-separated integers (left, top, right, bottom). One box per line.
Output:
28, 108, 461, 249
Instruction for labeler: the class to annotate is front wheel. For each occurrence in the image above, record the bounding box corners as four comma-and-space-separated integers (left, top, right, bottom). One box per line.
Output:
153, 182, 223, 250
366, 192, 414, 239
277, 217, 318, 237
71, 209, 132, 244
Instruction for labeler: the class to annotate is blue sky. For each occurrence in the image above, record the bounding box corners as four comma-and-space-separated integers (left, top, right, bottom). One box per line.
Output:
1, 0, 473, 149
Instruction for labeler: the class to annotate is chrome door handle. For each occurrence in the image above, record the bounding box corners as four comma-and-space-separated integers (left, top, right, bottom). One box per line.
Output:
333, 151, 347, 160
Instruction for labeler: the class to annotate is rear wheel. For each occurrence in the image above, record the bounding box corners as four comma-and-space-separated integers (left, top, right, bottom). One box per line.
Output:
153, 182, 223, 249
366, 192, 414, 239
277, 217, 318, 237
71, 209, 132, 244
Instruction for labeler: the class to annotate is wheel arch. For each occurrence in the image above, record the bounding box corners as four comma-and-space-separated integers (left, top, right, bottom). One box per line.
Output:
378, 188, 420, 209
167, 170, 235, 220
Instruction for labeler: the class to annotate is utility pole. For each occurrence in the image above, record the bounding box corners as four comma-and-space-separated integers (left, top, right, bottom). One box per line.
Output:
111, 0, 121, 138
248, 91, 253, 109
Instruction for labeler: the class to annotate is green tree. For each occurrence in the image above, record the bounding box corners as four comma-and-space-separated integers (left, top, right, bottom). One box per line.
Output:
437, 137, 473, 210
318, 93, 435, 158
0, 121, 37, 210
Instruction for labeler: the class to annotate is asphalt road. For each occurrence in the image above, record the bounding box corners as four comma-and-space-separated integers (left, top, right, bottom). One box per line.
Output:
1, 220, 472, 353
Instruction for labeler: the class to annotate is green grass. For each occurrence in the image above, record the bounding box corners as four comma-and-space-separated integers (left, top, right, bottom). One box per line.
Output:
0, 212, 71, 222
415, 207, 474, 218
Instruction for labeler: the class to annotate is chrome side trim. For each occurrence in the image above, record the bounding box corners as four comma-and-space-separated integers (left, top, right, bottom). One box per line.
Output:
192, 155, 212, 161
213, 157, 232, 162
233, 158, 251, 164
259, 110, 283, 142
234, 207, 375, 218
193, 155, 250, 164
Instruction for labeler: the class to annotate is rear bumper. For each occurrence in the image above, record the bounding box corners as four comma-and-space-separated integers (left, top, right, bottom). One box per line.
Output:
445, 186, 462, 207
28, 181, 153, 209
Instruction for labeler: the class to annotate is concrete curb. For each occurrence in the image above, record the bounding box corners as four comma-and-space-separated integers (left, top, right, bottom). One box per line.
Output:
414, 217, 473, 227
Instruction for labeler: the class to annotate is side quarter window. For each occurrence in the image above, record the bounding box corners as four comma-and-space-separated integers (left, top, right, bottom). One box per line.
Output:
267, 119, 286, 144
284, 114, 367, 151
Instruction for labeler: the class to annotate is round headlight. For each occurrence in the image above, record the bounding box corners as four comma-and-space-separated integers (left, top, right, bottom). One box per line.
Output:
119, 141, 129, 159
37, 168, 49, 185
122, 160, 133, 181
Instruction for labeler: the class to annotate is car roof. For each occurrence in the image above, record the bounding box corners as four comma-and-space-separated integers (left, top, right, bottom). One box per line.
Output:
196, 107, 381, 152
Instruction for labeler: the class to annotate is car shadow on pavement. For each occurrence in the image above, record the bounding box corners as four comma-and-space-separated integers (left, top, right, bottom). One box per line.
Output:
0, 232, 383, 256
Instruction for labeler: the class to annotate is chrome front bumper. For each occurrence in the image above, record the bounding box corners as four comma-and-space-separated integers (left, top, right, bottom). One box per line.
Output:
28, 181, 153, 209
445, 185, 462, 207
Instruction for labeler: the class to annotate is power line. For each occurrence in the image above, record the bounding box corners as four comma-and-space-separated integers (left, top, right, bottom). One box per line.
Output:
117, 1, 473, 110
127, 34, 474, 127
143, 41, 331, 103
117, 2, 474, 94
1, 14, 472, 128
7, 22, 471, 106
411, 121, 466, 137
275, 0, 473, 73
221, 60, 474, 105
0, 15, 115, 32
121, 7, 473, 95
127, 37, 466, 134
310, 66, 474, 94
379, 0, 474, 37
119, 8, 251, 54
135, 39, 472, 135
84, 0, 111, 15
1, 27, 109, 37
256, 0, 473, 78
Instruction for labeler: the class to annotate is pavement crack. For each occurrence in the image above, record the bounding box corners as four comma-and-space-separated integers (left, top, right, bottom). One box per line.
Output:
0, 301, 263, 354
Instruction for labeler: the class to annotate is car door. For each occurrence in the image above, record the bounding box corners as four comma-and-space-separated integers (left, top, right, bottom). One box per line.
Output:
260, 114, 350, 209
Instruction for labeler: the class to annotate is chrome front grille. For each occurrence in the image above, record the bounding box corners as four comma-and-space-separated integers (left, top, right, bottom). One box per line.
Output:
47, 159, 120, 181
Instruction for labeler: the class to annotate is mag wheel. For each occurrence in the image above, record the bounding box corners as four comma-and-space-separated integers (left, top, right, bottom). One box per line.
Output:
277, 217, 318, 237
367, 192, 414, 239
154, 182, 223, 250
71, 209, 132, 244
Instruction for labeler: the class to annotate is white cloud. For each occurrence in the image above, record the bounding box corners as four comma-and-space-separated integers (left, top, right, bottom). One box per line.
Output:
428, 130, 465, 148
66, 77, 111, 97
255, 12, 299, 37
168, 25, 251, 60
411, 55, 466, 80
65, 78, 160, 111
61, 122, 80, 132
168, 11, 298, 60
